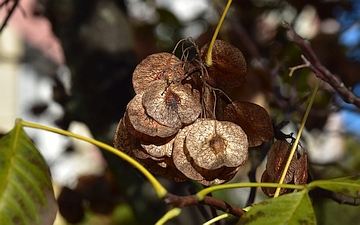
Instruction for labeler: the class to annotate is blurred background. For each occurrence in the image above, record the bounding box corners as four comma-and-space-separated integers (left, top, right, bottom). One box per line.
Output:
1, 0, 360, 224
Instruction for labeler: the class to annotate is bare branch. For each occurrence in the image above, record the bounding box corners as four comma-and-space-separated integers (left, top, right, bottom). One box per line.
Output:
0, 0, 21, 33
283, 21, 360, 108
310, 188, 360, 206
162, 192, 245, 218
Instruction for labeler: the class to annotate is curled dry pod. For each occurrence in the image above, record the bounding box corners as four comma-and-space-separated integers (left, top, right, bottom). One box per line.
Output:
132, 52, 185, 94
223, 101, 274, 147
140, 138, 174, 159
261, 140, 308, 197
142, 80, 201, 128
113, 117, 133, 156
200, 40, 247, 88
173, 125, 206, 183
173, 118, 249, 185
124, 93, 179, 143
185, 119, 248, 170
139, 157, 189, 182
133, 137, 188, 182
202, 86, 227, 120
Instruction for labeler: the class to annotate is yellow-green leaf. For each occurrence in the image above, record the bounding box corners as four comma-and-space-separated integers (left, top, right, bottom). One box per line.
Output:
238, 190, 316, 225
0, 124, 57, 225
309, 176, 360, 198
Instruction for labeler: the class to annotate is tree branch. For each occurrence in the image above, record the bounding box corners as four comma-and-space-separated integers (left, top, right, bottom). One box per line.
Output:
0, 0, 21, 33
283, 21, 360, 108
310, 188, 360, 206
162, 192, 245, 218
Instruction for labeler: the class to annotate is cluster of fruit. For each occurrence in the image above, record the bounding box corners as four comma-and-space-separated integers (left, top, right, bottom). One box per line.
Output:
114, 40, 274, 185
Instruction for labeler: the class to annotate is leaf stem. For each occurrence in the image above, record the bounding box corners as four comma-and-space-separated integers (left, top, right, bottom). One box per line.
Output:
273, 78, 321, 197
203, 213, 230, 225
196, 182, 305, 201
155, 208, 182, 225
17, 119, 168, 199
205, 0, 232, 66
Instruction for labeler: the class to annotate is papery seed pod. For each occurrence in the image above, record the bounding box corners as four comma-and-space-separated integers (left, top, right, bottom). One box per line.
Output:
173, 125, 207, 182
113, 117, 133, 155
199, 40, 247, 88
261, 140, 308, 197
124, 94, 179, 143
138, 157, 189, 182
140, 138, 174, 158
202, 86, 227, 120
185, 119, 248, 170
132, 52, 185, 94
113, 117, 188, 182
223, 101, 274, 147
142, 80, 201, 128
173, 118, 249, 185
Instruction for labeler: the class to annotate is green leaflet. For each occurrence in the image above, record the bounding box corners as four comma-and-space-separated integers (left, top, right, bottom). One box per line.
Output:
238, 190, 316, 225
309, 176, 360, 198
0, 124, 57, 225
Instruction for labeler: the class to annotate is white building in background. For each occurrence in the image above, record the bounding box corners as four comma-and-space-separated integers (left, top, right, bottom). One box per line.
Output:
0, 1, 105, 189
0, 27, 22, 133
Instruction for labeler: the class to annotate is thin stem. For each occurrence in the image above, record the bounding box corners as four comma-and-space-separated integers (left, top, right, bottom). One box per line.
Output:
273, 78, 321, 197
196, 182, 305, 201
203, 213, 230, 225
205, 0, 232, 66
17, 119, 168, 199
155, 208, 182, 225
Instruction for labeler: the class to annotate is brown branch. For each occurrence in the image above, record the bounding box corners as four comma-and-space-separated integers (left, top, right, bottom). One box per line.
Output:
283, 21, 360, 108
162, 192, 245, 218
0, 0, 21, 33
310, 188, 360, 206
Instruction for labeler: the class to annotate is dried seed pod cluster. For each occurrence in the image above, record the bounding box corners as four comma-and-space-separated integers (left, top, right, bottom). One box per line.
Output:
114, 40, 274, 185
261, 140, 308, 196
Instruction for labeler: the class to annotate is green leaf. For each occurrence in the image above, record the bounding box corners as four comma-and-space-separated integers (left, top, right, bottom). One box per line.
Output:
0, 124, 57, 225
238, 190, 316, 225
309, 176, 360, 198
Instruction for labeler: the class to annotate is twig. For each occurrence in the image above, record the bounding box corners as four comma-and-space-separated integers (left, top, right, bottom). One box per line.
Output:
310, 188, 360, 206
288, 55, 311, 77
283, 21, 360, 108
0, 0, 21, 33
162, 192, 245, 218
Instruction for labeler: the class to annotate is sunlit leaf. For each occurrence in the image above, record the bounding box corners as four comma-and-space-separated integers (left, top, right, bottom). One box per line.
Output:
238, 190, 316, 225
309, 176, 360, 198
0, 124, 57, 225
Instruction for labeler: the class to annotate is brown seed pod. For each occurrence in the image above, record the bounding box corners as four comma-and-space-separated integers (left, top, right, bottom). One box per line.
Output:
261, 140, 308, 197
140, 138, 174, 159
201, 86, 228, 120
142, 80, 201, 128
138, 157, 189, 182
199, 40, 247, 88
185, 119, 248, 170
132, 52, 185, 94
124, 93, 179, 143
113, 117, 133, 156
223, 101, 274, 147
173, 119, 249, 185
113, 119, 187, 182
173, 125, 206, 182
